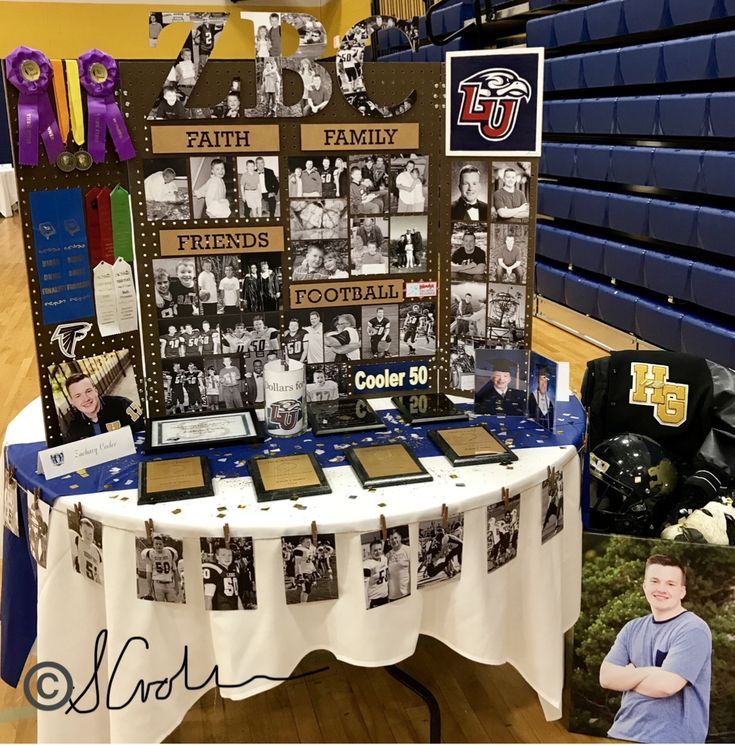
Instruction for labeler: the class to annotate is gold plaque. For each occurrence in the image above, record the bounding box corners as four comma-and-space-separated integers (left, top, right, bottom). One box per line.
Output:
159, 226, 285, 255
437, 427, 505, 458
151, 124, 280, 154
89, 62, 108, 83
20, 60, 41, 82
353, 444, 422, 478
256, 455, 321, 491
290, 279, 403, 309
145, 456, 205, 494
300, 123, 420, 151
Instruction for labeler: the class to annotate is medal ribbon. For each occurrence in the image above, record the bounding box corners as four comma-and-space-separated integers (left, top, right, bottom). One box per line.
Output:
77, 49, 135, 163
110, 185, 134, 262
64, 59, 85, 146
50, 59, 70, 144
5, 46, 64, 166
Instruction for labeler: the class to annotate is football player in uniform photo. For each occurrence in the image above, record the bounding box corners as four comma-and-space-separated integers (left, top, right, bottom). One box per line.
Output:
402, 305, 421, 356
154, 267, 177, 318
202, 543, 243, 611
386, 530, 411, 601
198, 320, 220, 356
221, 321, 251, 355
184, 362, 204, 412
249, 315, 280, 356
363, 538, 389, 609
70, 516, 103, 586
167, 362, 186, 413
161, 325, 184, 358
367, 307, 391, 359
306, 368, 339, 402
282, 318, 309, 363
292, 536, 318, 604
169, 260, 198, 316
141, 534, 182, 603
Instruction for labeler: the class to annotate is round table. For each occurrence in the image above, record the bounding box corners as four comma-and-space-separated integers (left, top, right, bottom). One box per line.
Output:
3, 397, 584, 744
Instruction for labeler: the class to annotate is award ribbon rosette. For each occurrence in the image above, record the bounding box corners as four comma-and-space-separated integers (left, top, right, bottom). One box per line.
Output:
77, 49, 136, 163
5, 46, 64, 166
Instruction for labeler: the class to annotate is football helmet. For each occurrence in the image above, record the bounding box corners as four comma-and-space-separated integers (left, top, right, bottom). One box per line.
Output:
589, 433, 679, 536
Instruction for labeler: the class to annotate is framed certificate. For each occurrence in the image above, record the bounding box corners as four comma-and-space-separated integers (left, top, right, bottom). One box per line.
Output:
138, 455, 214, 505
248, 453, 332, 502
391, 393, 469, 425
346, 442, 433, 488
144, 410, 265, 453
428, 424, 518, 466
308, 398, 386, 436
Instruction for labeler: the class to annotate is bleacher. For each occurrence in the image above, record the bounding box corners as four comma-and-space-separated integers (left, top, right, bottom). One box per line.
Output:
533, 0, 735, 368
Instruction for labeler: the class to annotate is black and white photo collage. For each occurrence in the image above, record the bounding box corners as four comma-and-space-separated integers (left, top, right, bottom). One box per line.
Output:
153, 254, 283, 415
143, 155, 281, 223
450, 160, 532, 390
287, 150, 435, 396
148, 12, 328, 121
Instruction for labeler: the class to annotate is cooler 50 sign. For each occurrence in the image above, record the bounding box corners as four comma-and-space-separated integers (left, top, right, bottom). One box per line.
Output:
445, 49, 544, 158
353, 362, 430, 393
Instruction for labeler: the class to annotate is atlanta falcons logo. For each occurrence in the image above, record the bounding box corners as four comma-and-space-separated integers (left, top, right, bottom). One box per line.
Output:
51, 322, 92, 358
456, 68, 532, 142
268, 399, 303, 432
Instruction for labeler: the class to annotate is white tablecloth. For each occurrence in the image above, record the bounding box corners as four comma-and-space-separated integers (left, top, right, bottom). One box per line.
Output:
0, 164, 18, 218
5, 398, 582, 744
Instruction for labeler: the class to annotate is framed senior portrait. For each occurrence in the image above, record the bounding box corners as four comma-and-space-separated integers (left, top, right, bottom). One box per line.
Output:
144, 409, 265, 453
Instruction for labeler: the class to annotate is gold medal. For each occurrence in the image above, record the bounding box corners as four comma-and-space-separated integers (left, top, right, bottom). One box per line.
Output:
20, 59, 41, 82
89, 62, 108, 84
56, 151, 76, 173
74, 150, 93, 171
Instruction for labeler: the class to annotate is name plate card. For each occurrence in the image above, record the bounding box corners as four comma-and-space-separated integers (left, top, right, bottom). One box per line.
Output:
150, 124, 280, 154
300, 123, 419, 151
37, 427, 136, 479
159, 226, 285, 255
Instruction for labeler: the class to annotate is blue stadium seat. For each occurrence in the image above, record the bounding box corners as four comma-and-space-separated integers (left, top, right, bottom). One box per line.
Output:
668, 0, 721, 26
542, 143, 577, 178
607, 194, 650, 235
697, 207, 735, 258
586, 0, 626, 41
582, 49, 620, 88
663, 35, 715, 82
424, 44, 443, 62
681, 316, 735, 368
708, 93, 735, 137
690, 263, 735, 317
564, 274, 599, 316
536, 224, 572, 264
571, 189, 608, 226
609, 146, 654, 186
616, 96, 658, 135
651, 149, 703, 192
623, 0, 670, 34
550, 56, 584, 91
412, 46, 430, 62
538, 184, 573, 219
579, 98, 616, 134
648, 200, 699, 246
526, 16, 556, 48
635, 299, 683, 351
713, 31, 735, 77
701, 151, 735, 198
619, 44, 664, 85
658, 93, 709, 137
376, 28, 391, 52
546, 100, 580, 133
554, 7, 589, 47
605, 241, 646, 285
597, 285, 637, 333
535, 263, 567, 303
418, 16, 428, 41
575, 144, 611, 181
643, 252, 693, 300
381, 49, 412, 62
569, 233, 606, 273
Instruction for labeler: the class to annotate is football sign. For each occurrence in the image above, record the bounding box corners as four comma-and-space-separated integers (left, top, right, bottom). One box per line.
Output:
445, 49, 544, 157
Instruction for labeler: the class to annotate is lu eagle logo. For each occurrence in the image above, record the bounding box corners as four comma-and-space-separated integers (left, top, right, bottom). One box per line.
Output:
268, 399, 303, 432
51, 322, 93, 359
456, 68, 533, 142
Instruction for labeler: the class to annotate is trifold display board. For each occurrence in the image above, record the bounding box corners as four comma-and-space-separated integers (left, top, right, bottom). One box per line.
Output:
4, 25, 542, 446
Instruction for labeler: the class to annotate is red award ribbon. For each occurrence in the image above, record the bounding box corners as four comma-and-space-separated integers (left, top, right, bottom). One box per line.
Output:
84, 188, 103, 267
95, 187, 115, 265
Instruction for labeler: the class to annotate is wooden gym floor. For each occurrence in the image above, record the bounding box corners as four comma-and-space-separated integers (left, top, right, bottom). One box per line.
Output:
0, 214, 608, 743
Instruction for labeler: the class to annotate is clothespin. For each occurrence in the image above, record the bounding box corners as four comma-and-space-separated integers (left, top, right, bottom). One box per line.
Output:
311, 520, 318, 544
223, 522, 231, 548
547, 465, 553, 481
8, 465, 16, 483
33, 486, 40, 509
145, 518, 153, 543
441, 503, 448, 529
380, 514, 387, 541
74, 502, 83, 522
501, 487, 510, 510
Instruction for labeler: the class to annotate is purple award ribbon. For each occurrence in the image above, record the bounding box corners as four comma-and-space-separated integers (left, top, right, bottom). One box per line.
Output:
77, 49, 136, 164
5, 47, 64, 166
